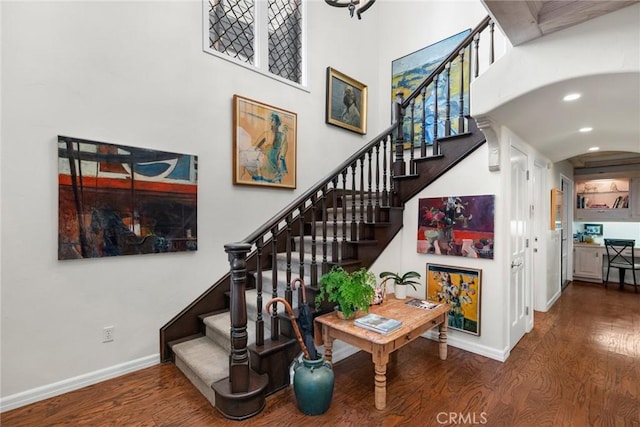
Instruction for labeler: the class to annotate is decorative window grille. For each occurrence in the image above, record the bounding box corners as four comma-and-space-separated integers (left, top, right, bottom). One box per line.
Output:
207, 0, 304, 86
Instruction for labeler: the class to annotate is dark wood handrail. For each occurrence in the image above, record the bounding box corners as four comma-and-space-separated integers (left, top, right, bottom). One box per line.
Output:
399, 15, 492, 109
243, 121, 399, 244
243, 16, 492, 246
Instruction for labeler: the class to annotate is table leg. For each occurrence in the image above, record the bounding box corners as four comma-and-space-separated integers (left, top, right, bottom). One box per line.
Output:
322, 325, 334, 363
372, 348, 389, 410
439, 313, 448, 360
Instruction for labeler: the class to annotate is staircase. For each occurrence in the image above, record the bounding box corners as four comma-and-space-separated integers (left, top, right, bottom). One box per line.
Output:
160, 16, 495, 420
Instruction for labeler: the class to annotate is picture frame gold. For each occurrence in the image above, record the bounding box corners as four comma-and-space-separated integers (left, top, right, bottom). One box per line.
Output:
233, 95, 297, 189
551, 188, 563, 230
326, 67, 367, 135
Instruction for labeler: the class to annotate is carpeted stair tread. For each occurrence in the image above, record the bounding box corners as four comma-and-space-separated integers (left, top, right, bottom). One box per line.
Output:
171, 336, 228, 406
171, 336, 228, 385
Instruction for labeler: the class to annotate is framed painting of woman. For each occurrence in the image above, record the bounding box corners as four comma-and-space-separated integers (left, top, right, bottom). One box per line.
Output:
233, 95, 297, 189
326, 67, 368, 135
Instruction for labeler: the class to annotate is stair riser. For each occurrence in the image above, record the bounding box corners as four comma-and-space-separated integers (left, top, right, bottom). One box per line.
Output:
292, 236, 343, 258
312, 221, 366, 239
275, 255, 337, 276
174, 355, 217, 406
252, 271, 311, 297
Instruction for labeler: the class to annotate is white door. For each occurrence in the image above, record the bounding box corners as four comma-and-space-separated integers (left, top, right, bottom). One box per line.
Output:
509, 145, 529, 349
560, 175, 573, 288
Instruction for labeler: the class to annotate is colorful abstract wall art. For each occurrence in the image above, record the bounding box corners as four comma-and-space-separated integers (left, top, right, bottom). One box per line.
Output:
417, 195, 495, 258
58, 136, 198, 259
391, 29, 471, 147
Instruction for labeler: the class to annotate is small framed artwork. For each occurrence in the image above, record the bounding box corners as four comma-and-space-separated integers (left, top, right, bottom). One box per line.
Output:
326, 67, 367, 135
584, 223, 603, 236
550, 188, 563, 230
426, 263, 481, 335
233, 95, 297, 189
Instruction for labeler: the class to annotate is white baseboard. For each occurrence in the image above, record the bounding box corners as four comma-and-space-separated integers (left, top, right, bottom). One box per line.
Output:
0, 354, 160, 413
424, 330, 509, 362
546, 289, 562, 311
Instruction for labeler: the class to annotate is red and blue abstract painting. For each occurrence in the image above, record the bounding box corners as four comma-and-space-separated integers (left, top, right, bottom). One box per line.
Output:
58, 136, 197, 259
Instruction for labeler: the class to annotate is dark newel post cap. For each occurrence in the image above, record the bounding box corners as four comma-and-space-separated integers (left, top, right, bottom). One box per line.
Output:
224, 242, 252, 254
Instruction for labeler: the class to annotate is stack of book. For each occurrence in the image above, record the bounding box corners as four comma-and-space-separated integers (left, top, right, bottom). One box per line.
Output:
405, 299, 441, 310
354, 313, 402, 335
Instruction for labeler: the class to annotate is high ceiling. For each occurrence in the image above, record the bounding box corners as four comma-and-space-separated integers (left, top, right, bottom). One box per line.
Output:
483, 0, 638, 46
480, 0, 640, 166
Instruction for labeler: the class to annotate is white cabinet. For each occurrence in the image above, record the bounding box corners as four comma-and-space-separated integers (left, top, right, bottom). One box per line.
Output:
575, 177, 631, 221
573, 244, 603, 283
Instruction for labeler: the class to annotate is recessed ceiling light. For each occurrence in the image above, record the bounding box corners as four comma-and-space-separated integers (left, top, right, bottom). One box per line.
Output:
588, 146, 600, 152
563, 93, 581, 101
579, 127, 593, 133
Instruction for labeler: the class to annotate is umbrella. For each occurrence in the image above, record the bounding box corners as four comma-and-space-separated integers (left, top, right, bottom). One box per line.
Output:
292, 278, 319, 360
266, 297, 311, 360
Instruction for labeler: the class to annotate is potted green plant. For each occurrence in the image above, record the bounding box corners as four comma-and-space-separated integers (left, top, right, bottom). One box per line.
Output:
379, 270, 421, 300
315, 266, 376, 319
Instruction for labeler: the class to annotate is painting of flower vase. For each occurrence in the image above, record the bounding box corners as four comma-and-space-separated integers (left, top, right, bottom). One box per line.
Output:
426, 263, 481, 335
417, 195, 495, 258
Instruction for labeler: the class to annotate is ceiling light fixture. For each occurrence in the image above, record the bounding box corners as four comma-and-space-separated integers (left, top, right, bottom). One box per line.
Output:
580, 127, 593, 133
325, 0, 376, 19
588, 146, 600, 151
563, 93, 581, 101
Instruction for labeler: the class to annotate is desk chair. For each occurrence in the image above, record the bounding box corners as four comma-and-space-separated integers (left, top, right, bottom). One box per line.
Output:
604, 239, 640, 293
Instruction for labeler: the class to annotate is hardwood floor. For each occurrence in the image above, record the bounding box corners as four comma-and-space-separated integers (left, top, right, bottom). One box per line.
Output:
2, 281, 639, 426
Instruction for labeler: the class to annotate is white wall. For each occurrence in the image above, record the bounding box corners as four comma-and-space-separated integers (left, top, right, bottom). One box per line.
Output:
368, 146, 506, 362
0, 0, 384, 406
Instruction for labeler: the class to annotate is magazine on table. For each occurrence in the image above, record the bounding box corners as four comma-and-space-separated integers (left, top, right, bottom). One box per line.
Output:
354, 313, 402, 334
405, 299, 441, 310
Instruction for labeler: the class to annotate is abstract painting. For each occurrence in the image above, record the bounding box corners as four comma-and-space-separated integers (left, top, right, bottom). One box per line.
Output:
233, 95, 297, 189
426, 263, 481, 335
58, 136, 198, 259
417, 195, 495, 258
391, 29, 471, 147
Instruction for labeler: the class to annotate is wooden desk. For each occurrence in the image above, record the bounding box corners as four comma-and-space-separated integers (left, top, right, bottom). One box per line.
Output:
315, 297, 449, 410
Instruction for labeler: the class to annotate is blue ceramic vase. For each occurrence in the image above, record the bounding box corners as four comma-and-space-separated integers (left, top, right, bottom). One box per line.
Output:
293, 356, 334, 415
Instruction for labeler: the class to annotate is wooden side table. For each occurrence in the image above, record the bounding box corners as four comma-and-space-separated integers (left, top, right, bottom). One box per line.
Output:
315, 297, 449, 410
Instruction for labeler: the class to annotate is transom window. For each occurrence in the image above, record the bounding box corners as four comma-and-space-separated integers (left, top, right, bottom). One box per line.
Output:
205, 0, 305, 87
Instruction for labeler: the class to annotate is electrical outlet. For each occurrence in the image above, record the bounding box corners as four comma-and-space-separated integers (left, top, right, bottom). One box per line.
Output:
103, 326, 115, 343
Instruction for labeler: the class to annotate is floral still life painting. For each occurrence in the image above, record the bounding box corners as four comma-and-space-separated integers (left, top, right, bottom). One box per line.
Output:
417, 194, 495, 258
426, 263, 481, 335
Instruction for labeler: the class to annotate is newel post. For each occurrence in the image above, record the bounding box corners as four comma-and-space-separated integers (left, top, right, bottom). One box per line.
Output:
212, 242, 268, 420
225, 242, 251, 392
392, 91, 406, 178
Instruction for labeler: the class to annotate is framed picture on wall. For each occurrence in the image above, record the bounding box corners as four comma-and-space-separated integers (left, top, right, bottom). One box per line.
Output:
426, 263, 481, 335
550, 188, 563, 230
391, 29, 471, 147
58, 136, 198, 260
233, 95, 297, 189
326, 67, 368, 135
